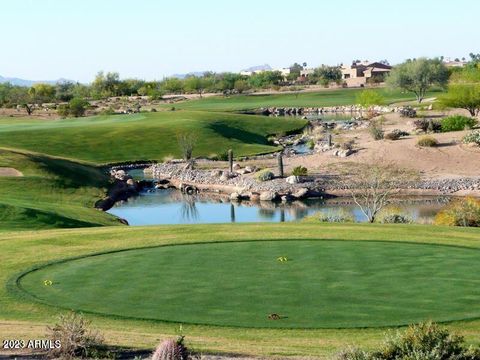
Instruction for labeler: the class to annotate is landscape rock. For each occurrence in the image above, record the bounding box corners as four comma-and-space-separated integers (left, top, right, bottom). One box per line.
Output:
286, 175, 299, 184
293, 187, 309, 199
260, 191, 277, 201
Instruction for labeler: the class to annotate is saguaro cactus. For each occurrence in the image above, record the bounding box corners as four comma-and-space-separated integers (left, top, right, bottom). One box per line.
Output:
277, 153, 284, 177
228, 149, 233, 172
327, 133, 333, 147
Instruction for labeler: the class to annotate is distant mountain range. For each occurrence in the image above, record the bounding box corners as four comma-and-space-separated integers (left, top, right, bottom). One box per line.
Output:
170, 64, 273, 79
242, 64, 272, 72
1, 64, 275, 85
0, 75, 74, 87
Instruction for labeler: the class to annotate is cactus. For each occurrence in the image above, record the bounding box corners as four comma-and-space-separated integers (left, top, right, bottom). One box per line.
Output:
277, 153, 284, 177
228, 149, 233, 172
151, 336, 189, 360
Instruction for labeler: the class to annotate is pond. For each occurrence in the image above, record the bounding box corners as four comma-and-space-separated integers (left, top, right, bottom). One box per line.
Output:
107, 188, 449, 226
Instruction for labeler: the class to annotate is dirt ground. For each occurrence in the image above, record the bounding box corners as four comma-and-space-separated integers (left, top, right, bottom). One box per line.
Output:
277, 111, 480, 179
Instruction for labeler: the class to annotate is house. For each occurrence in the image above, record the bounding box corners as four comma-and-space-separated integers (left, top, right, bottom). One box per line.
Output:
443, 58, 467, 68
341, 61, 392, 87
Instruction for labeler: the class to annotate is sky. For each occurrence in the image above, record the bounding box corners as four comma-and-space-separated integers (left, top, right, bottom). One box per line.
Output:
0, 0, 478, 82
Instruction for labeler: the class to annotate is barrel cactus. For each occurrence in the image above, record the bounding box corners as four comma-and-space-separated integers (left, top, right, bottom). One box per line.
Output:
151, 336, 189, 360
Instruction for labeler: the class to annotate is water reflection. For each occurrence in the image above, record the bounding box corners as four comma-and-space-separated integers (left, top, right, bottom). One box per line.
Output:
107, 189, 449, 226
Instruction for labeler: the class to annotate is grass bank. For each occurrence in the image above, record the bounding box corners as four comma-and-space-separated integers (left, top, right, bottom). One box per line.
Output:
0, 148, 120, 230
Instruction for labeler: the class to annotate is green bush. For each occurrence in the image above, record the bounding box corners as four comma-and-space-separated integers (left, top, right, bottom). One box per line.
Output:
292, 165, 308, 176
441, 115, 477, 132
337, 322, 480, 360
417, 135, 438, 147
255, 169, 274, 182
68, 98, 88, 117
306, 139, 315, 150
463, 130, 480, 145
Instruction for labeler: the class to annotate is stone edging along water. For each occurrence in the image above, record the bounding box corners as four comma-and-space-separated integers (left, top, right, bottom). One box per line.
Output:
94, 163, 480, 215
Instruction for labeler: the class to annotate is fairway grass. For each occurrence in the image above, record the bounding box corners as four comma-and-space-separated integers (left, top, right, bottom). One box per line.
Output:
163, 88, 442, 112
0, 111, 306, 164
2, 223, 480, 357
19, 240, 480, 329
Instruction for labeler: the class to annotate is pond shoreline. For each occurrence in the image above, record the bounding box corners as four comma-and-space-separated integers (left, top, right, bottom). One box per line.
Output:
96, 162, 480, 225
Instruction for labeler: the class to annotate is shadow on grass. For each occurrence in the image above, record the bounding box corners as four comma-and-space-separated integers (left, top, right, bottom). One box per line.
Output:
208, 122, 268, 145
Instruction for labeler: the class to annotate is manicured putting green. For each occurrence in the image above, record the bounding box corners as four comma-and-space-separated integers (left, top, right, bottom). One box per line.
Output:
19, 240, 480, 328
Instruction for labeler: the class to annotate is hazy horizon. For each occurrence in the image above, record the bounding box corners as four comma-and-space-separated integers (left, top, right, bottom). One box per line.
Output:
1, 0, 479, 82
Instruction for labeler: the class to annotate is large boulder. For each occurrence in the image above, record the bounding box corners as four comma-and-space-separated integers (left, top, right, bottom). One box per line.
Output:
260, 191, 277, 201
286, 175, 299, 184
292, 188, 309, 199
230, 192, 240, 201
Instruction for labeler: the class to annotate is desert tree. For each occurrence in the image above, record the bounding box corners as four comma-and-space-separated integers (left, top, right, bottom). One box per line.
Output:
439, 67, 480, 116
386, 58, 449, 103
338, 158, 416, 223
176, 132, 197, 163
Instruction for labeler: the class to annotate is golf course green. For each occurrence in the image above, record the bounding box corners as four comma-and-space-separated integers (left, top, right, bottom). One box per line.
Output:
18, 239, 480, 328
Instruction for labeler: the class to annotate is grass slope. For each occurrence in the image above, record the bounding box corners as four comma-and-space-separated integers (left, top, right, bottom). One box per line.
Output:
0, 149, 120, 230
164, 88, 442, 112
19, 239, 480, 328
3, 223, 480, 357
0, 111, 306, 164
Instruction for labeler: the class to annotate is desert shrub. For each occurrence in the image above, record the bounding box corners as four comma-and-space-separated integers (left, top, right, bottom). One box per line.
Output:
46, 312, 104, 359
463, 130, 480, 145
441, 115, 477, 132
378, 214, 412, 224
306, 139, 315, 149
308, 209, 354, 223
399, 106, 417, 118
338, 139, 355, 150
209, 151, 228, 161
413, 118, 442, 133
385, 129, 409, 140
68, 98, 88, 117
152, 336, 190, 360
255, 169, 274, 181
384, 132, 401, 140
337, 347, 370, 360
434, 197, 480, 227
368, 120, 384, 140
417, 135, 438, 147
100, 106, 115, 115
57, 104, 70, 118
337, 322, 480, 360
292, 165, 308, 176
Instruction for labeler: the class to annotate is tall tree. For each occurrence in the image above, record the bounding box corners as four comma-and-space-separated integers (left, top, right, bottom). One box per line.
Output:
439, 67, 480, 116
386, 58, 449, 103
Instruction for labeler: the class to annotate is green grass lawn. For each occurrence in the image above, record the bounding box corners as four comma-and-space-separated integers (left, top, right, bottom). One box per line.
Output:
2, 223, 480, 357
0, 149, 120, 230
19, 239, 480, 329
163, 88, 442, 112
0, 111, 306, 164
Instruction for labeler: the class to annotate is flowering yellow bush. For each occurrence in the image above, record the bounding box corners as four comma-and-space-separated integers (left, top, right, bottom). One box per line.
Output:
434, 197, 480, 227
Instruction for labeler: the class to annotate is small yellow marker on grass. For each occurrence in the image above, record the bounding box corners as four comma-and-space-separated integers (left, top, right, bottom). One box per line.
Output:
277, 256, 288, 262
43, 280, 53, 286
